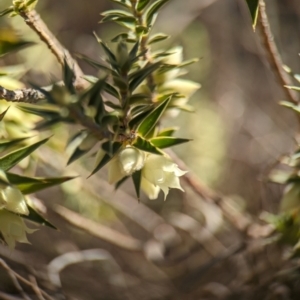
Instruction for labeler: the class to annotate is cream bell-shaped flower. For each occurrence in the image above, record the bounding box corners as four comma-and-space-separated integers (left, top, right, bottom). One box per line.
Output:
0, 185, 29, 215
0, 209, 35, 249
141, 154, 187, 200
108, 146, 145, 184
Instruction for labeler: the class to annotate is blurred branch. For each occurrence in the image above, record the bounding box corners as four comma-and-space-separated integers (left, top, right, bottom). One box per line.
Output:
28, 276, 45, 300
54, 205, 143, 251
18, 10, 87, 91
0, 292, 23, 300
0, 258, 30, 300
0, 85, 45, 103
48, 249, 125, 288
167, 149, 252, 232
0, 258, 54, 300
257, 0, 298, 104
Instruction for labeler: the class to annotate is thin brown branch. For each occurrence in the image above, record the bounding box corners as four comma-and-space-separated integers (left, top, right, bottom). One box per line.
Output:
0, 258, 54, 300
19, 10, 88, 91
54, 205, 143, 251
0, 85, 45, 103
0, 258, 31, 300
28, 275, 46, 300
167, 149, 252, 232
0, 84, 108, 140
258, 0, 298, 104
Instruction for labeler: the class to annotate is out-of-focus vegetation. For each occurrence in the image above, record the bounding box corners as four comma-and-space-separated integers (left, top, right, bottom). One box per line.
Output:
1, 0, 300, 299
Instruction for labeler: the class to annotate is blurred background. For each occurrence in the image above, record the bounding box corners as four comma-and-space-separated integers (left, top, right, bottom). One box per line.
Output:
1, 0, 300, 299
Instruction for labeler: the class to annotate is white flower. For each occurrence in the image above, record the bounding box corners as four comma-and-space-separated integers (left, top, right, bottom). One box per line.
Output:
0, 209, 35, 249
141, 154, 187, 200
106, 146, 186, 200
107, 146, 145, 184
0, 185, 29, 215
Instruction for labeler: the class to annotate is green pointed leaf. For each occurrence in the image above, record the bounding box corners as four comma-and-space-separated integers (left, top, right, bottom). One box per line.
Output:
67, 147, 89, 165
245, 0, 259, 30
280, 101, 300, 114
0, 7, 14, 18
6, 173, 74, 195
0, 137, 50, 171
285, 85, 300, 92
104, 101, 122, 110
109, 0, 131, 8
34, 118, 63, 130
0, 37, 34, 57
81, 78, 106, 120
137, 0, 151, 11
111, 32, 130, 43
101, 9, 133, 17
129, 62, 161, 92
115, 176, 129, 190
63, 58, 76, 94
146, 0, 170, 27
132, 169, 142, 199
104, 82, 120, 99
129, 40, 140, 62
128, 107, 152, 129
93, 33, 118, 68
76, 53, 113, 73
0, 137, 30, 152
148, 33, 169, 45
0, 107, 10, 121
89, 142, 122, 177
150, 136, 191, 149
18, 104, 60, 118
129, 93, 151, 105
157, 127, 178, 137
133, 136, 162, 155
22, 205, 57, 229
137, 97, 170, 137
102, 141, 122, 154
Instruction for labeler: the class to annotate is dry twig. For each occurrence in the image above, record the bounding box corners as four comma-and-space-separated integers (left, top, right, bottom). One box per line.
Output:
258, 0, 298, 104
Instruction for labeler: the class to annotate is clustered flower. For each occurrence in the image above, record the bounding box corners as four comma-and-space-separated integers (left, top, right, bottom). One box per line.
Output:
0, 178, 34, 248
107, 146, 187, 200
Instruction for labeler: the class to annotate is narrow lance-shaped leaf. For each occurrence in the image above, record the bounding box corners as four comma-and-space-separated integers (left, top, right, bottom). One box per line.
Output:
0, 137, 30, 153
22, 205, 57, 230
137, 97, 171, 137
93, 32, 118, 69
129, 62, 161, 92
88, 142, 122, 177
67, 147, 89, 166
148, 33, 169, 45
137, 0, 151, 11
132, 169, 142, 200
0, 7, 14, 18
157, 127, 178, 137
245, 0, 259, 30
146, 0, 170, 27
0, 107, 10, 121
6, 173, 75, 195
150, 136, 191, 149
63, 58, 76, 94
115, 176, 129, 190
76, 53, 114, 73
133, 136, 162, 155
128, 107, 153, 129
129, 40, 140, 62
0, 136, 50, 171
280, 101, 300, 114
104, 82, 120, 99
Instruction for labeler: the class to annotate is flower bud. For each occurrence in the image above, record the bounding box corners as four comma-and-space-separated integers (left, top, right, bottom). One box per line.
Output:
108, 146, 145, 184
